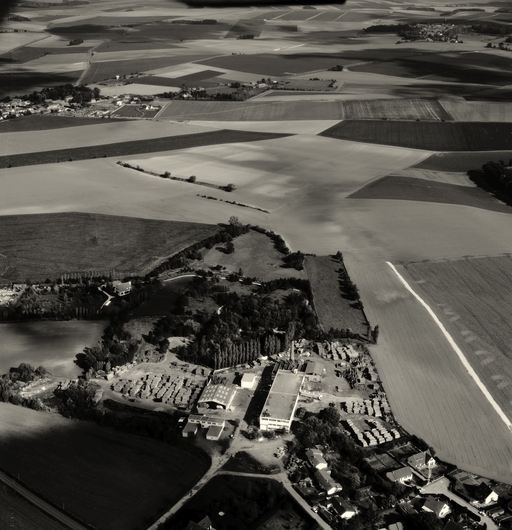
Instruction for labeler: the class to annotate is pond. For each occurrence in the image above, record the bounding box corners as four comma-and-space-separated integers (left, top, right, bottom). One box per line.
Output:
0, 320, 105, 378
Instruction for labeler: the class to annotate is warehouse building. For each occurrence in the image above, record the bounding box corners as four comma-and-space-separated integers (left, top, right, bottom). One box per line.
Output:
259, 370, 304, 432
197, 383, 236, 410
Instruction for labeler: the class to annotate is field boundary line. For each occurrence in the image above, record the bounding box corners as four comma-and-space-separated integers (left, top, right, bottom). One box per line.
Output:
386, 261, 512, 432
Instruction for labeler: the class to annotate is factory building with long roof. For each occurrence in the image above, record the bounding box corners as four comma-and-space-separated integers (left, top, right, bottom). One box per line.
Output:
259, 370, 304, 432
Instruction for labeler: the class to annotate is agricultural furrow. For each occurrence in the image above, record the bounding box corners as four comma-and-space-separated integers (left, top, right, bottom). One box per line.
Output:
343, 258, 512, 484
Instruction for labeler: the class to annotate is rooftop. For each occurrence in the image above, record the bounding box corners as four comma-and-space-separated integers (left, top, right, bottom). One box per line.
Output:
261, 370, 304, 421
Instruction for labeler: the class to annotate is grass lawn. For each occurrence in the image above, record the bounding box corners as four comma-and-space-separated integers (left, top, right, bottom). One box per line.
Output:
0, 129, 290, 168
349, 175, 512, 214
202, 230, 306, 281
0, 212, 219, 282
304, 255, 369, 337
0, 403, 210, 530
320, 121, 512, 152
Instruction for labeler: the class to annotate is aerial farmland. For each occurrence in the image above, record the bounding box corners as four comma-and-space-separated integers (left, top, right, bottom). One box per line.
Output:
1, 0, 512, 526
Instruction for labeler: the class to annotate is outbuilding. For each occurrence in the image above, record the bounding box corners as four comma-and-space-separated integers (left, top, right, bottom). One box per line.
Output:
206, 425, 223, 441
240, 373, 256, 389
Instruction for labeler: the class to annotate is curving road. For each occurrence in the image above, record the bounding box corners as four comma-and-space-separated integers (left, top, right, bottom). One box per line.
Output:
0, 470, 91, 530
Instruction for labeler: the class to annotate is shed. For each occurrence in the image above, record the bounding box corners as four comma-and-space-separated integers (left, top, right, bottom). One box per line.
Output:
305, 360, 323, 376
240, 373, 256, 389
206, 425, 223, 441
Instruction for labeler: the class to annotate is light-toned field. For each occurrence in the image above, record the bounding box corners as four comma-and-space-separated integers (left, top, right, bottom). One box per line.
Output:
0, 120, 215, 156
441, 99, 512, 122
392, 168, 475, 187
94, 83, 179, 96
0, 403, 210, 530
345, 260, 512, 485
403, 257, 512, 418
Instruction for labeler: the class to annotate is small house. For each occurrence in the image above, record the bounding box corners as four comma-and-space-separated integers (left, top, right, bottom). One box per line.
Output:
113, 280, 132, 296
305, 448, 328, 470
330, 496, 356, 519
422, 496, 450, 518
407, 451, 436, 471
206, 425, 223, 441
182, 421, 199, 438
386, 467, 413, 484
473, 482, 498, 505
240, 373, 256, 389
315, 468, 340, 495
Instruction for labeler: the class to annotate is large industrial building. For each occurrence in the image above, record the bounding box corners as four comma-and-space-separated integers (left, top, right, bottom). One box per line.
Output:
259, 370, 304, 432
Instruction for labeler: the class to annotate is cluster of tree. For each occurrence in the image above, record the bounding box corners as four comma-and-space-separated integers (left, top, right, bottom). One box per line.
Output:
75, 313, 140, 373
281, 251, 305, 270
0, 278, 157, 322
165, 475, 286, 530
148, 284, 317, 368
471, 22, 511, 35
171, 19, 217, 24
148, 220, 248, 278
292, 406, 408, 526
68, 38, 84, 45
18, 84, 100, 105
236, 34, 254, 39
468, 160, 512, 210
0, 363, 48, 411
156, 87, 256, 102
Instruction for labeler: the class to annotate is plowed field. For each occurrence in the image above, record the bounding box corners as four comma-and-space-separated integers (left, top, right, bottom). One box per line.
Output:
403, 256, 512, 428
158, 99, 450, 122
0, 404, 210, 530
349, 175, 511, 213
344, 259, 512, 484
321, 121, 512, 151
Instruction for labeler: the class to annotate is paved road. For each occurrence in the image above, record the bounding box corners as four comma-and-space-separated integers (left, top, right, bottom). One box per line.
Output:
420, 477, 497, 530
0, 470, 91, 530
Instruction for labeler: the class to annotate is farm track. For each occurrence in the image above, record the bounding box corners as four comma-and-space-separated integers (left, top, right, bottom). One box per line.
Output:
343, 258, 512, 484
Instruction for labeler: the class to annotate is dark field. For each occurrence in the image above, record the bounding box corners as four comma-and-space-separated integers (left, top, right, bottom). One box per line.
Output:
0, 46, 91, 64
165, 475, 287, 530
0, 115, 121, 133
199, 53, 358, 77
81, 55, 214, 85
0, 71, 83, 99
0, 129, 289, 168
304, 255, 369, 337
350, 51, 512, 86
0, 212, 219, 282
0, 403, 210, 530
320, 121, 512, 152
94, 40, 182, 53
414, 151, 512, 172
349, 175, 512, 214
0, 483, 69, 530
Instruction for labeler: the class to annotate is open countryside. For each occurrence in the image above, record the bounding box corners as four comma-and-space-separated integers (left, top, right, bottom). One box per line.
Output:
2, 0, 512, 528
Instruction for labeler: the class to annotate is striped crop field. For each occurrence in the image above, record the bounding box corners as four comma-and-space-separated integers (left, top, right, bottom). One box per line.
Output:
158, 98, 451, 122
403, 256, 512, 433
344, 259, 512, 485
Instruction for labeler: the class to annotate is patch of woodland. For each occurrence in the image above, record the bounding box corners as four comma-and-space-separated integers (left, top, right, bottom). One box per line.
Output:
468, 159, 512, 208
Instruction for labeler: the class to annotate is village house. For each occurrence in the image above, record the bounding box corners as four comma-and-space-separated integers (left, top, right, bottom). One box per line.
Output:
306, 448, 328, 470
472, 482, 499, 506
407, 451, 436, 471
112, 280, 132, 296
386, 467, 413, 484
330, 496, 357, 519
422, 496, 450, 518
315, 468, 340, 495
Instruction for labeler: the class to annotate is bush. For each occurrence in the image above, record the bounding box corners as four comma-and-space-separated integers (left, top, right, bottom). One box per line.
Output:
188, 175, 196, 183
